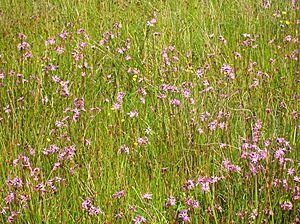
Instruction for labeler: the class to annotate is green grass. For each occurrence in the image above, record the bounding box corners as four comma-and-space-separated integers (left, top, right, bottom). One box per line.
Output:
0, 0, 299, 223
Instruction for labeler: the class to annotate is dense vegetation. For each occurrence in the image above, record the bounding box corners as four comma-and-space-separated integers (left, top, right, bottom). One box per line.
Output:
0, 0, 299, 223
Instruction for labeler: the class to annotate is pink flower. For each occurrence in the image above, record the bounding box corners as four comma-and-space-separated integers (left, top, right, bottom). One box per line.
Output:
220, 64, 235, 80
186, 197, 199, 209
142, 193, 152, 200
58, 31, 68, 40
281, 201, 293, 210
178, 209, 191, 223
17, 42, 30, 50
55, 46, 64, 54
287, 168, 294, 176
45, 37, 55, 46
170, 99, 181, 107
164, 196, 176, 207
137, 137, 149, 145
82, 198, 103, 216
118, 145, 130, 154
223, 158, 241, 173
4, 192, 15, 204
201, 183, 210, 192
218, 35, 227, 44
18, 33, 27, 39
183, 180, 195, 191
115, 211, 124, 219
133, 215, 146, 223
127, 111, 139, 118
112, 190, 125, 199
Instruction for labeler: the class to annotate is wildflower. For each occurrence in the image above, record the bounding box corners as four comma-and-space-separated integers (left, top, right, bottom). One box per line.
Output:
196, 69, 204, 77
203, 80, 209, 86
116, 92, 125, 102
145, 127, 152, 135
142, 193, 152, 200
264, 208, 273, 216
183, 180, 195, 191
186, 197, 199, 209
77, 28, 86, 34
70, 164, 78, 175
218, 122, 226, 129
291, 111, 298, 120
82, 198, 103, 216
182, 88, 191, 98
18, 33, 27, 39
220, 64, 235, 80
236, 210, 247, 219
261, 0, 271, 9
55, 46, 64, 54
249, 209, 258, 220
74, 98, 85, 109
45, 37, 55, 46
113, 22, 122, 29
112, 190, 125, 199
223, 158, 241, 173
4, 192, 15, 204
84, 139, 91, 146
164, 196, 176, 207
113, 103, 121, 110
128, 205, 137, 212
137, 137, 149, 145
197, 128, 204, 134
127, 111, 139, 118
220, 143, 226, 148
178, 209, 191, 223
201, 183, 210, 192
208, 120, 217, 131
233, 52, 242, 59
6, 177, 23, 188
170, 99, 181, 107
8, 211, 20, 223
17, 42, 30, 50
42, 96, 49, 103
88, 206, 103, 216
23, 51, 32, 59
58, 31, 68, 40
147, 12, 157, 27
281, 201, 293, 210
115, 211, 124, 219
161, 167, 168, 174
133, 215, 146, 223
52, 162, 61, 171
288, 168, 294, 175
218, 35, 227, 44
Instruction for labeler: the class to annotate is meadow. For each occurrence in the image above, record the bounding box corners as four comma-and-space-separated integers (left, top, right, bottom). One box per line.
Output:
0, 0, 299, 223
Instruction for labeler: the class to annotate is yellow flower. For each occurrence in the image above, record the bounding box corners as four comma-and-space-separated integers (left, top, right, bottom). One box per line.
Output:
46, 138, 51, 142
132, 75, 138, 82
133, 142, 138, 147
121, 118, 125, 122
285, 20, 290, 25
282, 11, 287, 15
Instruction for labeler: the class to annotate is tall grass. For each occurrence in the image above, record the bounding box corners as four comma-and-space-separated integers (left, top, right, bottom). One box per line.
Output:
0, 0, 299, 223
